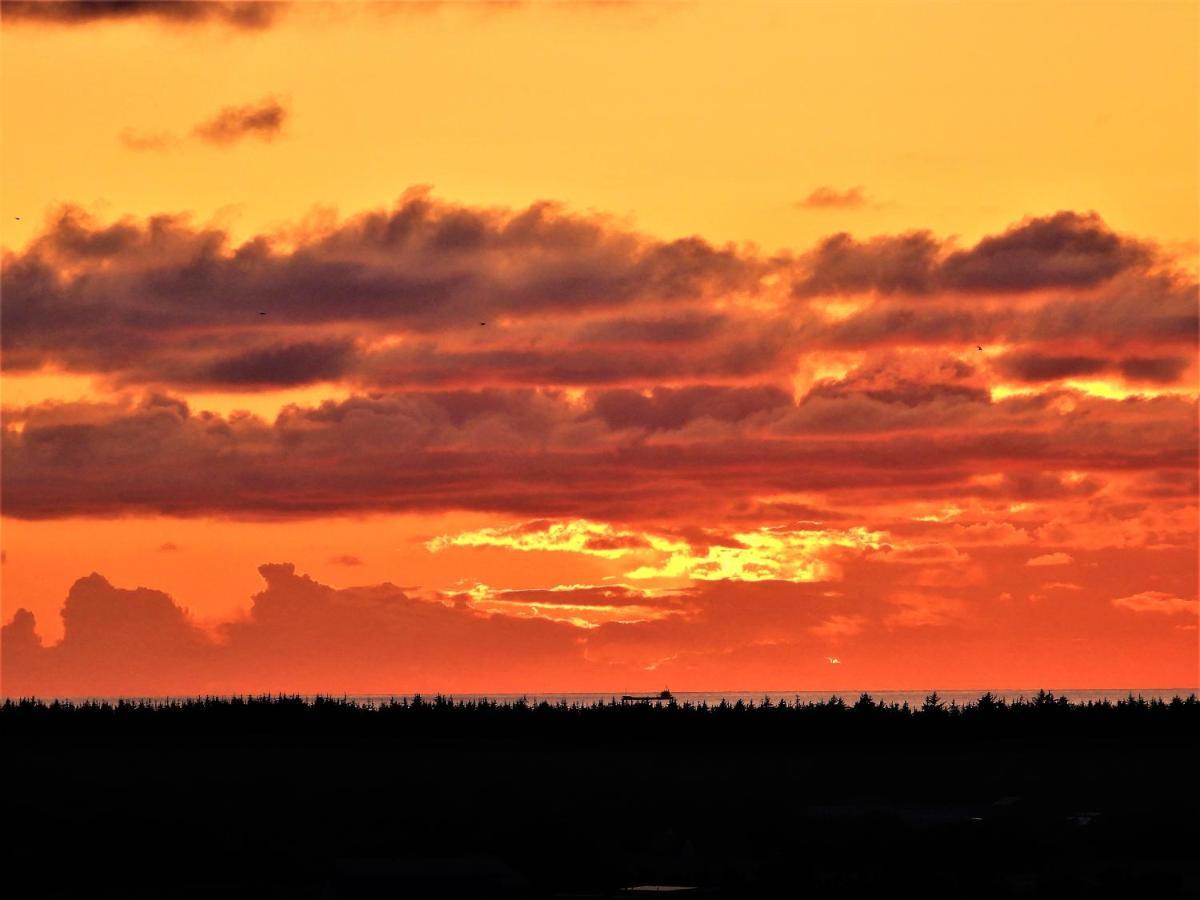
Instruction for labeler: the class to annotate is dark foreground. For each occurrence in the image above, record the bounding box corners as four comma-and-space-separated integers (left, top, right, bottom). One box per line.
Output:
3, 693, 1198, 899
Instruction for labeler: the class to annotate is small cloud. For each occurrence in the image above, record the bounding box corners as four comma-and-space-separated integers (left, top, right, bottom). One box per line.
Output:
826, 656, 841, 665
158, 542, 180, 552
193, 96, 288, 145
1041, 581, 1082, 591
795, 186, 870, 210
1112, 591, 1197, 615
120, 129, 180, 152
121, 97, 289, 153
1025, 552, 1074, 567
329, 554, 364, 567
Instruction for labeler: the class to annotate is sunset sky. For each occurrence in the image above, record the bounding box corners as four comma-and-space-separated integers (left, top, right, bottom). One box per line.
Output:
1, 0, 1197, 696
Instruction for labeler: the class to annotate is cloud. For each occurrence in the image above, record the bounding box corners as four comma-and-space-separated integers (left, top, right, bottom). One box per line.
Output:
1025, 553, 1075, 567
1111, 591, 1198, 615
448, 583, 687, 629
590, 385, 792, 432
794, 211, 1159, 297
996, 353, 1110, 383
795, 231, 940, 296
3, 384, 1196, 522
0, 564, 852, 694
795, 186, 870, 210
329, 555, 365, 567
201, 339, 356, 387
1, 192, 1195, 626
0, 1, 283, 29
1118, 356, 1192, 384
996, 352, 1193, 385
193, 97, 289, 145
622, 525, 883, 583
939, 212, 1150, 292
1, 564, 587, 696
4, 558, 1196, 696
4, 198, 1193, 400
1, 193, 775, 387
119, 97, 290, 153
427, 520, 680, 558
119, 129, 180, 151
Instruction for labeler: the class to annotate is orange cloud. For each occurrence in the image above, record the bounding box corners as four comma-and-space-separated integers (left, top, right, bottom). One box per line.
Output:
4, 557, 1196, 696
1026, 553, 1075, 567
1112, 591, 1198, 615
192, 96, 288, 145
796, 186, 870, 210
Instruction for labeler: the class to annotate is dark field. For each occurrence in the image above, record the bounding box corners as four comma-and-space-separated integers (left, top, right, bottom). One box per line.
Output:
3, 694, 1197, 899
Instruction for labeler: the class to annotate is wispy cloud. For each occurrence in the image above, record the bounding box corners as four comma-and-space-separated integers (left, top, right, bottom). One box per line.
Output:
795, 185, 871, 210
193, 97, 288, 145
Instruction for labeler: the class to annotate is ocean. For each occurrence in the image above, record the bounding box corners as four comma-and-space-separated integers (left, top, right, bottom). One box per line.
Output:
56, 688, 1198, 706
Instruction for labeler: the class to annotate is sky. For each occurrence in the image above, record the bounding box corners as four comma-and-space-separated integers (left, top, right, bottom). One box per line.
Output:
1, 0, 1197, 696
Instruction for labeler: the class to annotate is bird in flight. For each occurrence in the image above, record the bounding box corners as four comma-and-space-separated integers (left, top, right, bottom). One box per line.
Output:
480, 321, 486, 326
976, 345, 983, 351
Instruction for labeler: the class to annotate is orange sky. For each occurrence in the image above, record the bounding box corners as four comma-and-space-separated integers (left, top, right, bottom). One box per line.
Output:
2, 0, 1197, 696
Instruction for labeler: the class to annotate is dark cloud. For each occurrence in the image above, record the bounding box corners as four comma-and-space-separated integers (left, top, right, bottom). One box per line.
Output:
1, 196, 1194, 532
591, 385, 792, 431
329, 555, 365, 566
997, 352, 1193, 385
1118, 356, 1192, 384
996, 353, 1110, 383
939, 212, 1150, 292
795, 231, 940, 296
192, 97, 288, 145
357, 338, 789, 389
575, 313, 730, 344
3, 386, 1194, 521
4, 198, 1191, 395
1, 192, 773, 386
795, 186, 870, 210
201, 339, 357, 387
794, 212, 1154, 297
0, 1, 283, 29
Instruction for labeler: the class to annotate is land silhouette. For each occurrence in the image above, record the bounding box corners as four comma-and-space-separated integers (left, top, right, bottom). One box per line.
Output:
4, 692, 1197, 898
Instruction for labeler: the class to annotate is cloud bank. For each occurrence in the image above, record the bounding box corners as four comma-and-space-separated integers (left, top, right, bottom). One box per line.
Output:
5, 560, 1195, 696
2, 191, 1195, 692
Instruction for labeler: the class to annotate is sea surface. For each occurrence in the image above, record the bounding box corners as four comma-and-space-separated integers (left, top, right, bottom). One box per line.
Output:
346, 688, 1198, 707
58, 688, 1198, 706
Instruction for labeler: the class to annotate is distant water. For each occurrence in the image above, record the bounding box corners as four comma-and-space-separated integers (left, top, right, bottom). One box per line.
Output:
345, 688, 1197, 707
60, 688, 1197, 705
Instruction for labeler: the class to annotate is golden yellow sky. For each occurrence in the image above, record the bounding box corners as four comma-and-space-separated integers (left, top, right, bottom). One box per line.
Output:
3, 1, 1196, 258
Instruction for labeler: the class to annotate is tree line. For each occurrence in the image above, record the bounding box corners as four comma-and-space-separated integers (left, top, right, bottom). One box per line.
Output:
4, 690, 1196, 743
